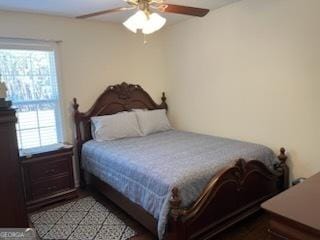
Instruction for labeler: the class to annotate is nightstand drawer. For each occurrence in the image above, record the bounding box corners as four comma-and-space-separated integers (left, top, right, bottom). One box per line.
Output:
29, 158, 70, 182
31, 175, 71, 198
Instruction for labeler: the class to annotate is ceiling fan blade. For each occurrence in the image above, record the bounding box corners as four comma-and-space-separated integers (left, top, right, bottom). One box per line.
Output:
76, 7, 131, 19
160, 4, 209, 17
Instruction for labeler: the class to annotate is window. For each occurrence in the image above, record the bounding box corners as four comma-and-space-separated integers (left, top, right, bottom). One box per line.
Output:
0, 39, 63, 150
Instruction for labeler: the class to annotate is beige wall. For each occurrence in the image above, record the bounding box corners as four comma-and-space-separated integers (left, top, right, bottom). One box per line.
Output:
0, 11, 166, 185
162, 0, 320, 179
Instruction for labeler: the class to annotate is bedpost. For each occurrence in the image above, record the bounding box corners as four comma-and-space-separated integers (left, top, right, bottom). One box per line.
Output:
276, 147, 289, 190
73, 98, 82, 158
170, 188, 182, 220
167, 188, 186, 240
161, 92, 168, 110
73, 98, 86, 188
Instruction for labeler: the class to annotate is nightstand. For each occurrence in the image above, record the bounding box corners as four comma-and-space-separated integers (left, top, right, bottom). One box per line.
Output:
20, 146, 78, 212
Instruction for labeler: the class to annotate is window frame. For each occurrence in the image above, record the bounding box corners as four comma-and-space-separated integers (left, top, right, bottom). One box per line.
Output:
0, 38, 65, 150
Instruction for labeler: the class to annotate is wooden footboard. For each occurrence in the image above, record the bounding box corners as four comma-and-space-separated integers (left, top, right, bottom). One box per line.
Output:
166, 148, 288, 240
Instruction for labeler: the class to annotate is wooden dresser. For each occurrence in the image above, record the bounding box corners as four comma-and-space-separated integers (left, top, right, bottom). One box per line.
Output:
20, 147, 77, 212
0, 108, 28, 227
262, 172, 320, 240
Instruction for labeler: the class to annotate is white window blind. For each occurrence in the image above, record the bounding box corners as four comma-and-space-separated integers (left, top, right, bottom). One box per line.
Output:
0, 38, 63, 150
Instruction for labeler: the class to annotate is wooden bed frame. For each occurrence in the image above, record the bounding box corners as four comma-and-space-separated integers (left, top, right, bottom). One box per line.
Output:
73, 82, 289, 240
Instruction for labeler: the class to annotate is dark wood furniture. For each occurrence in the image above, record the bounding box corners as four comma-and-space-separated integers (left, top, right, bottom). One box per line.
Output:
73, 82, 289, 240
0, 108, 28, 227
262, 172, 320, 240
20, 147, 78, 212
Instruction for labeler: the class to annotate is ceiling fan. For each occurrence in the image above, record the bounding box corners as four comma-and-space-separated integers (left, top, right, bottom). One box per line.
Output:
77, 0, 210, 35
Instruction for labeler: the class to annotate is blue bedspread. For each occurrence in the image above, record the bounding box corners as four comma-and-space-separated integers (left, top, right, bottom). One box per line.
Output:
82, 130, 277, 238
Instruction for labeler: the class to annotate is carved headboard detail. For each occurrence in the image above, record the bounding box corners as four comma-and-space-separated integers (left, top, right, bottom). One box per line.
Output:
72, 82, 167, 161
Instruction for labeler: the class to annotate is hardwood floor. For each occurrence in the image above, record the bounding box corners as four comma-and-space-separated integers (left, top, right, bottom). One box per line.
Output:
130, 212, 271, 240
213, 213, 271, 240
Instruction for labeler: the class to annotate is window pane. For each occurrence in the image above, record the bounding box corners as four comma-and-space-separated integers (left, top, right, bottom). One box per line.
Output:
38, 108, 56, 128
40, 127, 58, 146
0, 47, 62, 150
0, 49, 59, 102
20, 129, 40, 149
14, 101, 59, 149
16, 111, 38, 130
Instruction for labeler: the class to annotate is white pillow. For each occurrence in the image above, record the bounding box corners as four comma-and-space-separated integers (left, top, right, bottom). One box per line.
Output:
134, 109, 172, 136
91, 111, 142, 141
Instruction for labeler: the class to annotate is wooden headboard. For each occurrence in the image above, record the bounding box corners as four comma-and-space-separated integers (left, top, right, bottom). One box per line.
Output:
72, 82, 168, 160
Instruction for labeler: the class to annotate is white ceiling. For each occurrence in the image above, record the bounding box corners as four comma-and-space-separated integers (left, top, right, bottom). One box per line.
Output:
0, 0, 241, 25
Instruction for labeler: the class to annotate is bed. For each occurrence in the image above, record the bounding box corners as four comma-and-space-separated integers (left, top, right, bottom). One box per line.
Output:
73, 82, 289, 240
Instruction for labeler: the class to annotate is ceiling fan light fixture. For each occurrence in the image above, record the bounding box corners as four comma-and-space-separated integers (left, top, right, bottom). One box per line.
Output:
142, 13, 166, 35
123, 9, 166, 35
123, 10, 148, 33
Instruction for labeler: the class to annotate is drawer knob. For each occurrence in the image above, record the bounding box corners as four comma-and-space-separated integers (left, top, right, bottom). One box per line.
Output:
46, 169, 56, 174
47, 186, 57, 191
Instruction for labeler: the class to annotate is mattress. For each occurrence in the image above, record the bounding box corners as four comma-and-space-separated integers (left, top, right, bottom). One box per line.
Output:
82, 130, 277, 238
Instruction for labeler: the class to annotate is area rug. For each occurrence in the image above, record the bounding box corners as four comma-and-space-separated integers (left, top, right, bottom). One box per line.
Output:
29, 196, 137, 240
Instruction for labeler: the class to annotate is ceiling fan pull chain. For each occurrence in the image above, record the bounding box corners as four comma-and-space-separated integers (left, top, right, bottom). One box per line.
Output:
144, 34, 148, 44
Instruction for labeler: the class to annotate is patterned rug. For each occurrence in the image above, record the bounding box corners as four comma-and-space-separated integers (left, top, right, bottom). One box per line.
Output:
29, 196, 136, 240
